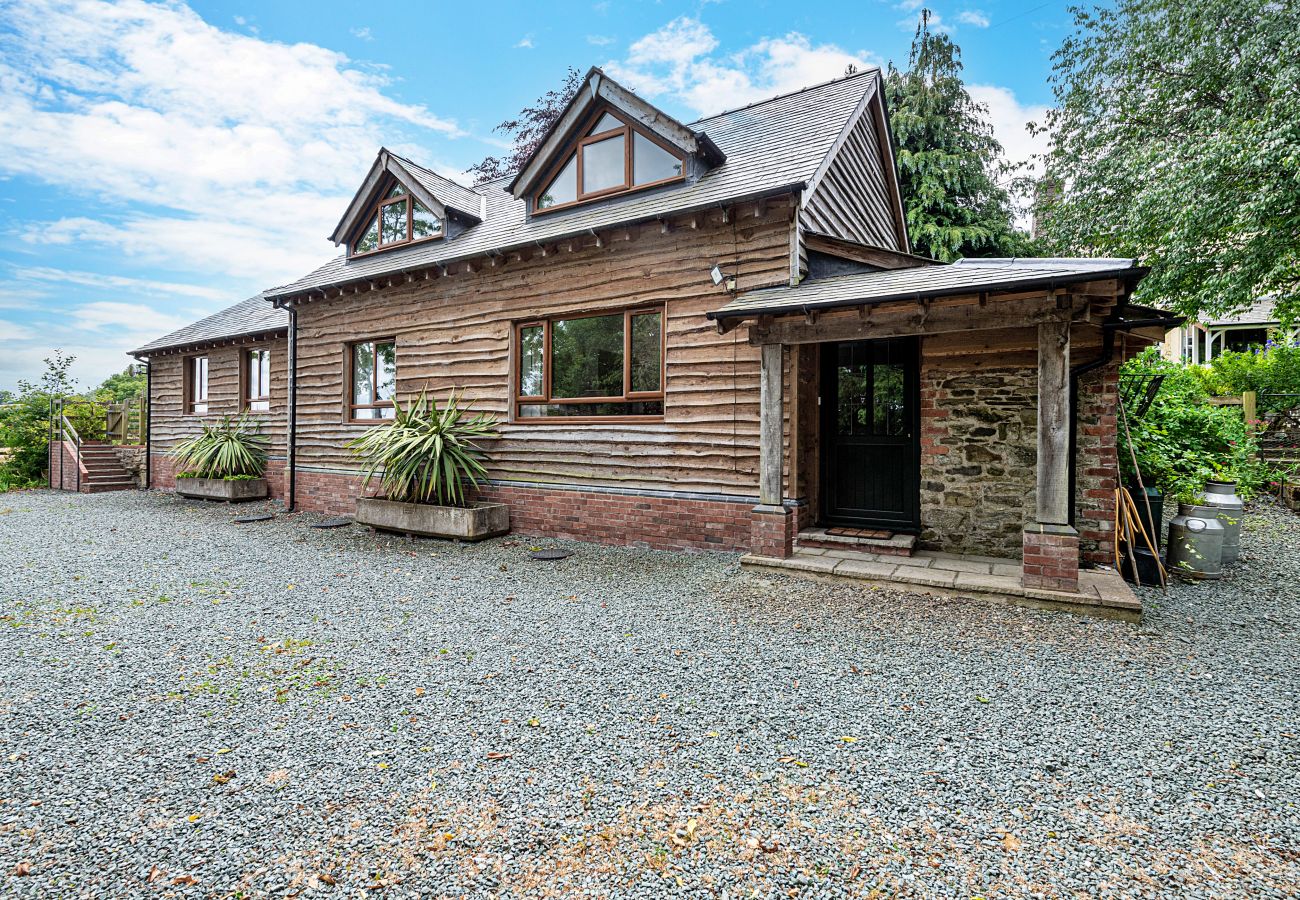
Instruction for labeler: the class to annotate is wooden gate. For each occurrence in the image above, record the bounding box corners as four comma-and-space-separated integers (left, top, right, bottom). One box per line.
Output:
1258, 393, 1300, 509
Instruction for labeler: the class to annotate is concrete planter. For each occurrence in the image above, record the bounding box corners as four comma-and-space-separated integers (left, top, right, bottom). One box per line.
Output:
355, 497, 509, 541
176, 477, 269, 502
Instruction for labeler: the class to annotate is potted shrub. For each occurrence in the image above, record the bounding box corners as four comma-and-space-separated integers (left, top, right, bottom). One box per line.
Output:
169, 414, 270, 501
348, 391, 508, 540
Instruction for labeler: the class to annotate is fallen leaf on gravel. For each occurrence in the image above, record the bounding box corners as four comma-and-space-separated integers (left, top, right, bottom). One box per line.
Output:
14, 862, 32, 876
1002, 833, 1022, 852
526, 717, 540, 728
318, 873, 336, 886
212, 770, 235, 785
187, 814, 201, 823
215, 748, 233, 755
147, 866, 165, 883
977, 696, 990, 703
486, 752, 511, 760
414, 687, 426, 697
171, 874, 198, 885
839, 736, 859, 744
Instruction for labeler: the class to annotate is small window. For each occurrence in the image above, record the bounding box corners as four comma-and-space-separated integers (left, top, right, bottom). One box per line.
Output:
533, 108, 685, 213
350, 180, 444, 256
514, 308, 664, 420
246, 348, 271, 412
186, 355, 208, 414
349, 339, 397, 421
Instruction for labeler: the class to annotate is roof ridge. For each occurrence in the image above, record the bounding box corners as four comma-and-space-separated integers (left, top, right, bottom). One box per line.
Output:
687, 66, 880, 127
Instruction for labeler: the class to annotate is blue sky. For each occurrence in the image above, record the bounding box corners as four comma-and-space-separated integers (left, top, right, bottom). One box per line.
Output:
0, 0, 1080, 392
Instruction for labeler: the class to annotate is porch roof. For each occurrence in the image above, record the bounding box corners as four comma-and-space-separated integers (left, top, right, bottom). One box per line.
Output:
707, 257, 1146, 322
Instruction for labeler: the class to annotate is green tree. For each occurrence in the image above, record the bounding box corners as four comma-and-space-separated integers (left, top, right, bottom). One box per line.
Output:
1036, 0, 1300, 321
885, 10, 1033, 262
0, 350, 78, 489
93, 365, 146, 403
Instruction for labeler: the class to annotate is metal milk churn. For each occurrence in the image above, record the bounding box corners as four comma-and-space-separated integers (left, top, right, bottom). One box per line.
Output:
1201, 481, 1244, 564
1167, 503, 1225, 580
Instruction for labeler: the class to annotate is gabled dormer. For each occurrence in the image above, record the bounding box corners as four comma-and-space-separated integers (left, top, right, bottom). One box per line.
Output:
330, 149, 484, 258
508, 67, 725, 216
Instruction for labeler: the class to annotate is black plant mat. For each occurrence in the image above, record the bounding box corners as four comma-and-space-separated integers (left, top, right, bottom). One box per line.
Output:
309, 517, 353, 529
232, 513, 274, 523
529, 548, 573, 561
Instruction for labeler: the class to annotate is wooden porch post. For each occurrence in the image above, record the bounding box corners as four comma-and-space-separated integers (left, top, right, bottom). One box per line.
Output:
1036, 316, 1071, 525
1024, 307, 1080, 592
759, 342, 783, 507
751, 341, 794, 558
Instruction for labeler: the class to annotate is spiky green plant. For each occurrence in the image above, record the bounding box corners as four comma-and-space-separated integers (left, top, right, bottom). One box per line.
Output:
347, 390, 498, 507
168, 414, 268, 479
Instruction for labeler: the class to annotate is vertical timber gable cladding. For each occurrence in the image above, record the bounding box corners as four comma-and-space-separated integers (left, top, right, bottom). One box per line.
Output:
290, 199, 797, 507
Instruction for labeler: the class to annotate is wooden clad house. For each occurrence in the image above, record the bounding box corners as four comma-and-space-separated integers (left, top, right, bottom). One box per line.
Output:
132, 67, 1175, 606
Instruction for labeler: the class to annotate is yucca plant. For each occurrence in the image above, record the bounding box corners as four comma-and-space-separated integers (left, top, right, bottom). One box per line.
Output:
168, 414, 268, 479
347, 390, 498, 507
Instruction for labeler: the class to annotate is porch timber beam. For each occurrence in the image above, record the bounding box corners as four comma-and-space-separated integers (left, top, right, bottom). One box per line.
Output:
758, 342, 783, 506
1036, 309, 1072, 525
747, 295, 1087, 346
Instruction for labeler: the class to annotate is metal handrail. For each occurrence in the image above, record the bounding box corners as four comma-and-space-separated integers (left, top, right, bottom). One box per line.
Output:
52, 399, 84, 493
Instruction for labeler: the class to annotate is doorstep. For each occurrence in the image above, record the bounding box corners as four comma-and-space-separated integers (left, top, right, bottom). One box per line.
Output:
796, 527, 917, 557
741, 547, 1141, 621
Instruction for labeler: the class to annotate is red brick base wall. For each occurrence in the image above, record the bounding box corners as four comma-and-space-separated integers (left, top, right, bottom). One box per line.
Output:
48, 441, 84, 491
1075, 364, 1121, 566
1023, 524, 1080, 592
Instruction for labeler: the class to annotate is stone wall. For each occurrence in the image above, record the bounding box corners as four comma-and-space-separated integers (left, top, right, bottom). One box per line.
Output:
919, 366, 1038, 558
918, 360, 1122, 564
115, 446, 146, 488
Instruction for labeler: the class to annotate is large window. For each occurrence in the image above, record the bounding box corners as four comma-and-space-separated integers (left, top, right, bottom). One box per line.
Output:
351, 183, 444, 256
534, 109, 685, 213
515, 308, 664, 420
246, 348, 271, 412
185, 355, 208, 414
348, 339, 397, 421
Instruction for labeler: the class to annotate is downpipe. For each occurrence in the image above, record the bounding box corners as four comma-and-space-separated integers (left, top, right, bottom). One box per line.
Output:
286, 305, 298, 512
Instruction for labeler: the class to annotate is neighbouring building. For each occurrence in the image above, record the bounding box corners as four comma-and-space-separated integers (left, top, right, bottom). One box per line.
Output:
130, 67, 1177, 603
1162, 298, 1295, 363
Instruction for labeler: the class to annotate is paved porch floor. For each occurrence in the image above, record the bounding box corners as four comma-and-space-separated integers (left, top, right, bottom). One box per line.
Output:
741, 546, 1141, 619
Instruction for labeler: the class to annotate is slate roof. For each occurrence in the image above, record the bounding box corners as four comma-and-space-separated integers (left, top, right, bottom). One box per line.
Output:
265, 69, 884, 301
131, 294, 288, 356
391, 152, 485, 221
708, 257, 1146, 320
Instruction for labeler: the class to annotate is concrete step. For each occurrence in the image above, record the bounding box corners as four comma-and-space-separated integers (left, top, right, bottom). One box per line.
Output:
81, 481, 136, 493
796, 528, 917, 557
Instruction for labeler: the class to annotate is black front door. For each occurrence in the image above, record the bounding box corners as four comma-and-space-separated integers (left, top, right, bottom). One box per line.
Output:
820, 338, 920, 531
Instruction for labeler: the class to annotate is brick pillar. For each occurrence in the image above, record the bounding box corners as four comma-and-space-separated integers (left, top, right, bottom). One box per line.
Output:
751, 504, 794, 559
1022, 522, 1080, 592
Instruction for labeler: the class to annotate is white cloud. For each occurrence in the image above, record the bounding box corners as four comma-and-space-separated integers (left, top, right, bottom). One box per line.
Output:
515, 35, 535, 49
586, 34, 615, 46
605, 17, 879, 118
958, 10, 991, 28
0, 319, 38, 341
0, 0, 464, 286
351, 26, 374, 41
13, 266, 232, 302
968, 84, 1051, 226
71, 300, 194, 335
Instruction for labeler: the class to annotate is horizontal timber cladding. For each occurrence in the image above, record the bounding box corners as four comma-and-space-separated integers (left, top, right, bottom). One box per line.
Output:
290, 199, 797, 497
144, 335, 288, 482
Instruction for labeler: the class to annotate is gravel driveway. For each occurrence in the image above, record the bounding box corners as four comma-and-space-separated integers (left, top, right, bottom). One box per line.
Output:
1, 490, 1296, 899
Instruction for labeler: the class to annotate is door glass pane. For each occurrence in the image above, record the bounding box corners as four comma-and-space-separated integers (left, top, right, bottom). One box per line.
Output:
375, 342, 396, 401
872, 364, 906, 435
629, 312, 662, 393
380, 199, 407, 244
633, 132, 682, 185
412, 200, 443, 239
582, 134, 625, 194
589, 113, 623, 135
352, 343, 374, 405
537, 154, 577, 209
835, 343, 869, 436
355, 216, 379, 253
550, 313, 624, 398
519, 325, 544, 396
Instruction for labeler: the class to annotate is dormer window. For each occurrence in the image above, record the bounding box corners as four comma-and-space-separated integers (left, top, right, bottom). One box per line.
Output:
351, 183, 444, 256
534, 108, 685, 213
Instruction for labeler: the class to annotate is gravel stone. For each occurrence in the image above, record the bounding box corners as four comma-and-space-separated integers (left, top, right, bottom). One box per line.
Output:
0, 490, 1296, 897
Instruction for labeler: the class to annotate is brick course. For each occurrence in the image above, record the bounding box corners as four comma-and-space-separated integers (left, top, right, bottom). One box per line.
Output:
1022, 524, 1081, 591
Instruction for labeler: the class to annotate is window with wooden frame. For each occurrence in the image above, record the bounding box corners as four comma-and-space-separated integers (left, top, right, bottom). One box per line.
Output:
533, 108, 685, 213
351, 182, 444, 256
184, 355, 208, 415
515, 307, 664, 420
245, 348, 271, 412
348, 339, 397, 422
